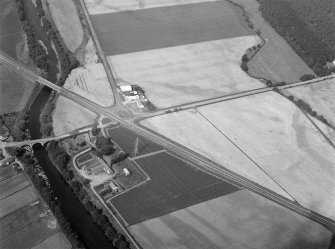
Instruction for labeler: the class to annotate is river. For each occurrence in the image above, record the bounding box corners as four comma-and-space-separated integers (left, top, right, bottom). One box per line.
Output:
25, 0, 115, 248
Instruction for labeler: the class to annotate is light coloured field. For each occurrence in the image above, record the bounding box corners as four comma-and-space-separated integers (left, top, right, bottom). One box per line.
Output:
130, 189, 331, 249
52, 96, 96, 136
47, 0, 83, 52
84, 0, 221, 15
64, 63, 114, 107
0, 186, 38, 219
141, 109, 292, 200
312, 117, 335, 144
198, 92, 335, 219
0, 62, 37, 114
31, 232, 71, 249
108, 37, 263, 108
230, 0, 314, 82
283, 78, 335, 126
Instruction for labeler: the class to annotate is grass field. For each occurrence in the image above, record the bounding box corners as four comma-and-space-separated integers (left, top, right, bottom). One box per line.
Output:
52, 96, 96, 135
283, 78, 335, 126
91, 1, 253, 55
85, 0, 224, 14
0, 62, 37, 114
63, 63, 114, 107
110, 152, 240, 225
0, 186, 39, 219
48, 0, 84, 52
0, 173, 30, 200
130, 189, 332, 249
197, 92, 335, 219
109, 37, 263, 108
141, 109, 292, 200
230, 0, 314, 82
0, 165, 16, 181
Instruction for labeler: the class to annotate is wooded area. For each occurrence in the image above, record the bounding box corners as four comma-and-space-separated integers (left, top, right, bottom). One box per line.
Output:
257, 0, 335, 76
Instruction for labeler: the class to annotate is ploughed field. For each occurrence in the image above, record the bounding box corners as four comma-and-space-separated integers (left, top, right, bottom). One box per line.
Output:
109, 151, 240, 225
87, 0, 265, 108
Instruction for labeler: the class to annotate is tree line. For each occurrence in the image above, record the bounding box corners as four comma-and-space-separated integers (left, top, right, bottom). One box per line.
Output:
256, 0, 334, 76
47, 141, 130, 249
15, 0, 49, 73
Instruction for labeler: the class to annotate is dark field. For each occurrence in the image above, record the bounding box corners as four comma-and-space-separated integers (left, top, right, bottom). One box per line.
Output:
91, 1, 253, 55
110, 152, 240, 225
107, 126, 163, 157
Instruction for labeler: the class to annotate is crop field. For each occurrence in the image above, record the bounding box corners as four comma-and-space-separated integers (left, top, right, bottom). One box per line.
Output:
0, 0, 31, 64
106, 126, 163, 157
197, 92, 335, 219
76, 151, 94, 165
109, 151, 240, 225
48, 0, 84, 52
0, 186, 39, 219
91, 1, 253, 55
141, 109, 292, 200
109, 37, 263, 108
0, 173, 30, 200
230, 0, 313, 82
283, 78, 335, 126
31, 232, 71, 249
0, 62, 37, 114
130, 190, 332, 249
52, 96, 97, 135
0, 165, 16, 181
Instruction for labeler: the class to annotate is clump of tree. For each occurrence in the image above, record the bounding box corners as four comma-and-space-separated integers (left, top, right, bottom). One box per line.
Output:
95, 135, 116, 156
241, 61, 248, 72
300, 74, 315, 81
256, 0, 334, 76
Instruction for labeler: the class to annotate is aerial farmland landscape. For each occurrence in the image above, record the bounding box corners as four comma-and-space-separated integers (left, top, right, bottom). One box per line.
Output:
1, 0, 335, 248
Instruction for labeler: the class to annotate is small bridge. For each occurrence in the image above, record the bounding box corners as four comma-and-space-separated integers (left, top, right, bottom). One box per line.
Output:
1, 133, 70, 148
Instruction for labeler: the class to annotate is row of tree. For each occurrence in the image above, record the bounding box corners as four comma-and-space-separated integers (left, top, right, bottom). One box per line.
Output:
46, 141, 130, 249
256, 0, 334, 76
7, 146, 84, 248
15, 0, 49, 73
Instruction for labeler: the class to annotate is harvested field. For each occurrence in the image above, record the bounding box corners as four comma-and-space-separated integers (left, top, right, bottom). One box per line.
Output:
63, 63, 114, 107
106, 126, 163, 157
52, 96, 96, 135
110, 152, 240, 225
85, 0, 224, 14
0, 173, 30, 200
197, 92, 335, 219
109, 37, 263, 108
91, 1, 253, 55
230, 0, 314, 82
283, 78, 335, 126
31, 232, 71, 249
0, 61, 37, 114
0, 186, 38, 219
141, 109, 292, 200
47, 0, 84, 52
130, 190, 332, 249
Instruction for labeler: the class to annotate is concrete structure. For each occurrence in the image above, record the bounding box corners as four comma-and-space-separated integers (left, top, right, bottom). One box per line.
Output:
123, 168, 130, 176
120, 85, 132, 92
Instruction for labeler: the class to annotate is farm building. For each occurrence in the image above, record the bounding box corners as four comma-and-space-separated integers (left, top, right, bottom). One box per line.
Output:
120, 85, 132, 92
123, 168, 130, 176
110, 181, 119, 191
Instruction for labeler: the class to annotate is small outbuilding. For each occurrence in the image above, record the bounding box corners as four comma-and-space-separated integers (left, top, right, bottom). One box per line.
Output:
123, 168, 130, 176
